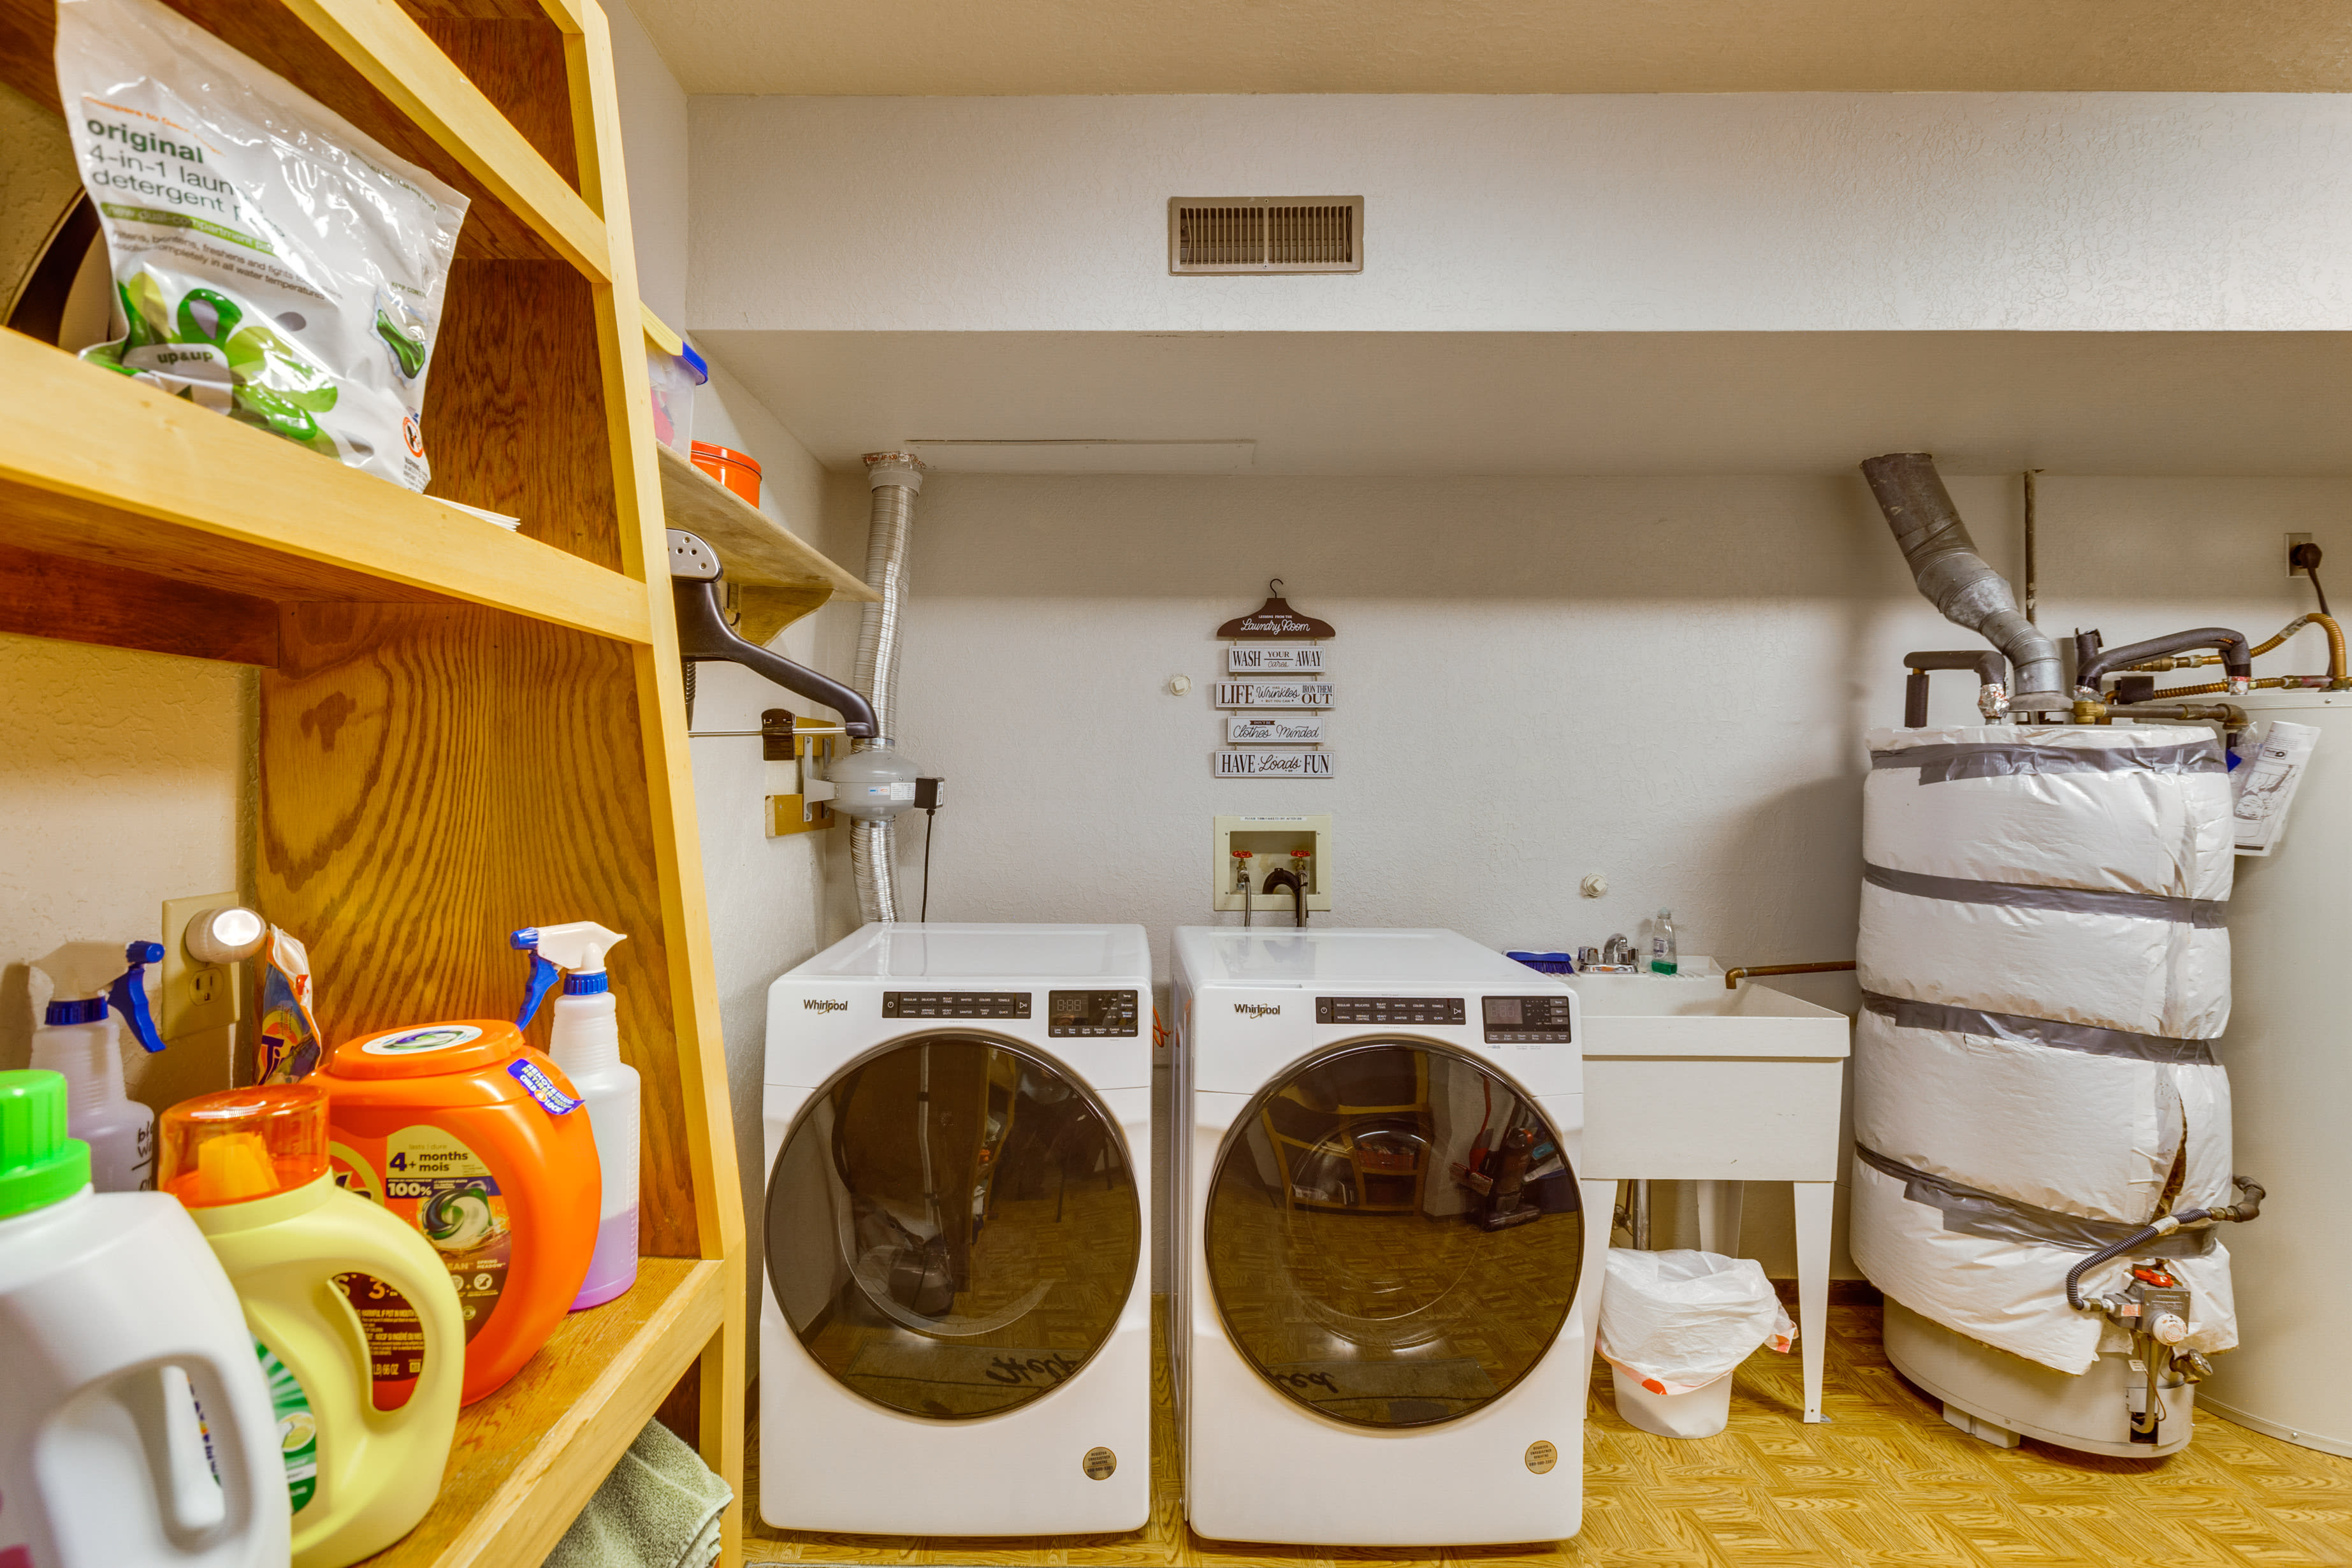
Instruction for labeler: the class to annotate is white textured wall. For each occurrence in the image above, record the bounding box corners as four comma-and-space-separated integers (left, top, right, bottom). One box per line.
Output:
3, 90, 248, 1116
690, 93, 2352, 333
823, 470, 2351, 1281
608, 0, 690, 326
0, 635, 252, 1114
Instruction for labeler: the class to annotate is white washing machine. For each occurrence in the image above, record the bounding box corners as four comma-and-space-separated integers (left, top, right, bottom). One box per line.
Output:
1172, 927, 1604, 1548
761, 922, 1152, 1535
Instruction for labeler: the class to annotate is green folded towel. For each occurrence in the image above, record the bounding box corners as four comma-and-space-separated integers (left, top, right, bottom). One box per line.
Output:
541, 1417, 732, 1568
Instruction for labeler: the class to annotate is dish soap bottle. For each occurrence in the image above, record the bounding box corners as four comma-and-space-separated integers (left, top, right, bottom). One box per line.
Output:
0, 1069, 291, 1568
514, 922, 640, 1309
1649, 909, 1679, 975
314, 1019, 600, 1404
31, 940, 169, 1191
159, 1083, 463, 1568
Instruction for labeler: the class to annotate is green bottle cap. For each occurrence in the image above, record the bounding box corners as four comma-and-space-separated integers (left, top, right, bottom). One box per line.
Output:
0, 1070, 92, 1217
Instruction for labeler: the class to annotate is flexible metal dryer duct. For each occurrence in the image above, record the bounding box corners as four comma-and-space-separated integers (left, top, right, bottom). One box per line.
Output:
851, 453, 922, 924
1862, 453, 2065, 707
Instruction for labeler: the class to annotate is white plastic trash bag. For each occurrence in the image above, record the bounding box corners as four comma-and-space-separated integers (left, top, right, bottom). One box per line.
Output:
1597, 1247, 1795, 1397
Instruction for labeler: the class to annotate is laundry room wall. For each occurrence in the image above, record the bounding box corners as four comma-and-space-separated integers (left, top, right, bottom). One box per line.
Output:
1, 84, 250, 1111
691, 92, 2352, 333
807, 468, 2352, 1285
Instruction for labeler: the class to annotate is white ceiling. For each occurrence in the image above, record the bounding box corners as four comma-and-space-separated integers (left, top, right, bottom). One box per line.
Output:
630, 0, 2352, 97
695, 330, 2352, 477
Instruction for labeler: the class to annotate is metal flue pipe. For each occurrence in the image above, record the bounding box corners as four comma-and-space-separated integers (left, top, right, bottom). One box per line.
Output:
1862, 453, 2065, 708
850, 452, 923, 925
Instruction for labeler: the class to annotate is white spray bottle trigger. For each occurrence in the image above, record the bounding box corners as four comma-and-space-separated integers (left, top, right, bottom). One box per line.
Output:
33, 940, 168, 1052
511, 922, 627, 1029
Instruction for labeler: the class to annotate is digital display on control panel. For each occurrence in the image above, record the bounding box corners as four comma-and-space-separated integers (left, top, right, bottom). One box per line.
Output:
1048, 990, 1140, 1037
1483, 994, 1574, 1043
1315, 996, 1468, 1027
882, 991, 1032, 1020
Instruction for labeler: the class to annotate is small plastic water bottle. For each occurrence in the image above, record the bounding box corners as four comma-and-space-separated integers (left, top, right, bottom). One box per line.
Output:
1650, 909, 1678, 975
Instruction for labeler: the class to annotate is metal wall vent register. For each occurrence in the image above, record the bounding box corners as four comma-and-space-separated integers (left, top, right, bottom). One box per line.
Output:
1169, 197, 1363, 274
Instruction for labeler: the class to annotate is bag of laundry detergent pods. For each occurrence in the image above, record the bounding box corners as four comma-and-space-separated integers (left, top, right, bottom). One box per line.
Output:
54, 0, 467, 490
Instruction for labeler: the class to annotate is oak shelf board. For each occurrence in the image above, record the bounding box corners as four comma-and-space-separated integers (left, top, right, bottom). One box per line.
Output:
354, 1256, 729, 1568
0, 331, 651, 644
657, 444, 878, 602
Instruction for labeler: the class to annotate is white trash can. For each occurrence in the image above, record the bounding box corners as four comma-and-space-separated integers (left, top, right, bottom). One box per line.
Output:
1611, 1366, 1738, 1439
1597, 1247, 1795, 1440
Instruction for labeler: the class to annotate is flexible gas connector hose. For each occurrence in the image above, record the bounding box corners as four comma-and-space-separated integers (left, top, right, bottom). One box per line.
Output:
2065, 1177, 2263, 1310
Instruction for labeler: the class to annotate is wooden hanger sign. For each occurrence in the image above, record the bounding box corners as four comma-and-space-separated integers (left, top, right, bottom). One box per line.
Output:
1217, 580, 1335, 640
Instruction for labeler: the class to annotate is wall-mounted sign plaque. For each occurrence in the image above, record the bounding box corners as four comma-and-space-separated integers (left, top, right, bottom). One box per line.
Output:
1228, 713, 1325, 743
1217, 579, 1335, 641
1228, 645, 1325, 673
1210, 681, 1333, 709
1215, 750, 1335, 778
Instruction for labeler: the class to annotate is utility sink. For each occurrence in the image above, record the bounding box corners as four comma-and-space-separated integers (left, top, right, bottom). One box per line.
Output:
1568, 971, 1852, 1063
1563, 965, 1852, 1423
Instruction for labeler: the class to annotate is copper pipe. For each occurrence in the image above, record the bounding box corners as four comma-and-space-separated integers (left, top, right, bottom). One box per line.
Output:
2103, 701, 2249, 727
1724, 961, 1857, 991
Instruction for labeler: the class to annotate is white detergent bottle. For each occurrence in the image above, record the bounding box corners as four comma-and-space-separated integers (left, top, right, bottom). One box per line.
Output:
514, 922, 639, 1309
0, 1068, 292, 1568
31, 940, 170, 1191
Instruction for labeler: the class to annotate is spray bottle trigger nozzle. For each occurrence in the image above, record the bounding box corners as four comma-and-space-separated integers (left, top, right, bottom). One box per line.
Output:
512, 928, 564, 1031
111, 940, 167, 1054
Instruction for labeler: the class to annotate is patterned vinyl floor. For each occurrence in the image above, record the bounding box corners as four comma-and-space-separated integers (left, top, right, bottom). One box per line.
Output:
746, 1297, 2352, 1566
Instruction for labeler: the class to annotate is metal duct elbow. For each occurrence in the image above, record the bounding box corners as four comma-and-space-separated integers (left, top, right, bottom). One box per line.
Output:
1862, 453, 2064, 706
850, 453, 924, 926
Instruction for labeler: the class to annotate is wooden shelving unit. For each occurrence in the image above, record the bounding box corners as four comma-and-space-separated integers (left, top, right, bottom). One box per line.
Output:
0, 0, 871, 1560
656, 443, 878, 642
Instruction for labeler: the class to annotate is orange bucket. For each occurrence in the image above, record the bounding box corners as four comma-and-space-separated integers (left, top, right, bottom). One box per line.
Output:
315, 1019, 600, 1405
690, 440, 762, 507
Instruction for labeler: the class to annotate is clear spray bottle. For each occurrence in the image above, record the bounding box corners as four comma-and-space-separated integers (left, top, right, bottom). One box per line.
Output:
30, 940, 168, 1191
514, 922, 639, 1309
1649, 909, 1679, 976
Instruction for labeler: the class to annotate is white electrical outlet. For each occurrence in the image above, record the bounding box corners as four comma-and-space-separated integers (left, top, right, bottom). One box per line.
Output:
161, 892, 244, 1042
2289, 533, 2314, 577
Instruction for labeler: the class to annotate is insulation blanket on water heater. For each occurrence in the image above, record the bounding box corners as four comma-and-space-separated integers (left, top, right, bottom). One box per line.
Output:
1854, 726, 2238, 1375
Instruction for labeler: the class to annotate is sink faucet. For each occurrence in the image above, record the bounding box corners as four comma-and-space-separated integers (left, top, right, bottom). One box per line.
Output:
1260, 866, 1307, 927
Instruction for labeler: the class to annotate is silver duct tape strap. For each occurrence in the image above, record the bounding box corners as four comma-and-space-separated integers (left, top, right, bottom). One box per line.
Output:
1854, 1144, 2219, 1258
1861, 991, 2217, 1065
1863, 862, 2227, 929
1871, 740, 2223, 784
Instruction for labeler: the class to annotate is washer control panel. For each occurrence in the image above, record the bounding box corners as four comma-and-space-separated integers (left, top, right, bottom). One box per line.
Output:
882, 991, 1032, 1020
1315, 996, 1467, 1027
1049, 989, 1140, 1037
1481, 994, 1575, 1044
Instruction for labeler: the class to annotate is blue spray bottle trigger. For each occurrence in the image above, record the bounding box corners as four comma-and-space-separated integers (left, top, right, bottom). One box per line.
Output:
110, 940, 168, 1054
511, 927, 563, 1031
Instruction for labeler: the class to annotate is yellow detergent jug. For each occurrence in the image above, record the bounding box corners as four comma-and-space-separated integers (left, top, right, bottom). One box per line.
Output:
160, 1083, 465, 1568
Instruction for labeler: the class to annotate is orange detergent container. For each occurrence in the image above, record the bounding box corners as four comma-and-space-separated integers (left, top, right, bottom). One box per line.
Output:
314, 1019, 600, 1405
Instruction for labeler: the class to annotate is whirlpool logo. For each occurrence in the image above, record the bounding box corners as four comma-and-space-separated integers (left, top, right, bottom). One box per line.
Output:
802, 998, 848, 1013
1233, 1003, 1281, 1018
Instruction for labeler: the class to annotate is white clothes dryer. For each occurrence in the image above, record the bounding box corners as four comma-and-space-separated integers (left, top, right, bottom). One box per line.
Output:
1173, 927, 1604, 1548
762, 922, 1152, 1535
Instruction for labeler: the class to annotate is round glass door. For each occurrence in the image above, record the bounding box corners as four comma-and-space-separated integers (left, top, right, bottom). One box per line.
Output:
1205, 1041, 1584, 1428
767, 1034, 1140, 1419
